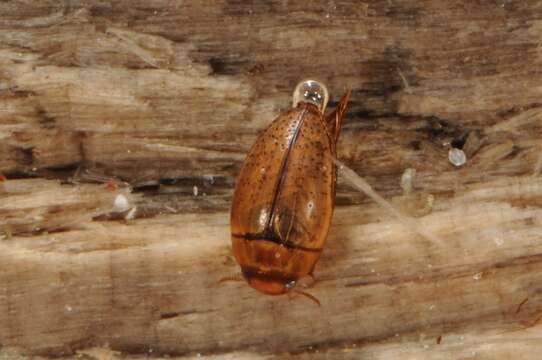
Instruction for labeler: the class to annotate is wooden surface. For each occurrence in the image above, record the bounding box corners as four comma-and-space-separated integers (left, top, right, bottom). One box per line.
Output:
1, 1, 542, 359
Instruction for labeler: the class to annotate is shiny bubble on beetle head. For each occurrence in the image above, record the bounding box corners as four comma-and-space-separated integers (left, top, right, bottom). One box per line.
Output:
292, 80, 329, 113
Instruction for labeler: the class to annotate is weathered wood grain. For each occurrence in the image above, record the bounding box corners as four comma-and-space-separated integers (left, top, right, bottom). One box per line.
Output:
2, 326, 542, 359
1, 176, 542, 358
1, 0, 542, 359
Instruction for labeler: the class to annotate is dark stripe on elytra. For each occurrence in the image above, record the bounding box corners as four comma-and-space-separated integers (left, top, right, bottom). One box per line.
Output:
264, 106, 307, 231
232, 233, 322, 253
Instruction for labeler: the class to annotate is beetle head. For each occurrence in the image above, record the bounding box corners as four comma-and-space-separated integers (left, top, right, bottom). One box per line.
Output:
241, 266, 297, 295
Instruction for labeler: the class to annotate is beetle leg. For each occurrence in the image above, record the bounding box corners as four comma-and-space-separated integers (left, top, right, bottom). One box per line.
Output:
284, 193, 298, 243
295, 218, 311, 238
291, 289, 321, 306
280, 193, 313, 244
297, 273, 317, 288
325, 89, 352, 144
273, 194, 299, 245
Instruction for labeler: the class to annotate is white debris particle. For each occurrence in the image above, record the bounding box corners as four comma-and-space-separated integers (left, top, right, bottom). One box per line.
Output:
193, 185, 198, 196
448, 147, 467, 167
125, 206, 137, 220
113, 194, 131, 212
164, 205, 177, 213
473, 272, 483, 280
398, 68, 412, 94
400, 168, 416, 193
533, 150, 542, 177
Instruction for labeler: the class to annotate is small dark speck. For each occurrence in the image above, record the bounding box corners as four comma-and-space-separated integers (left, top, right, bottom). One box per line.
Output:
16, 147, 35, 165
209, 57, 226, 75
248, 63, 265, 75
160, 312, 179, 319
410, 140, 421, 151
451, 133, 468, 149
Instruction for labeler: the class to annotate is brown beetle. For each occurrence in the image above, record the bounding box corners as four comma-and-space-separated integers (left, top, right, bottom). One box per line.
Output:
230, 80, 350, 298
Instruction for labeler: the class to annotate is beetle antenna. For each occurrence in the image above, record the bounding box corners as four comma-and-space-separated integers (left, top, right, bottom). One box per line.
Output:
292, 289, 321, 306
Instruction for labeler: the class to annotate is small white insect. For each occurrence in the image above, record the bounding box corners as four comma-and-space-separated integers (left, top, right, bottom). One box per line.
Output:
448, 148, 467, 167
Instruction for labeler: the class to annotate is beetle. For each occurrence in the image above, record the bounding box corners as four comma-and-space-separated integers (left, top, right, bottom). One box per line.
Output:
230, 80, 350, 300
